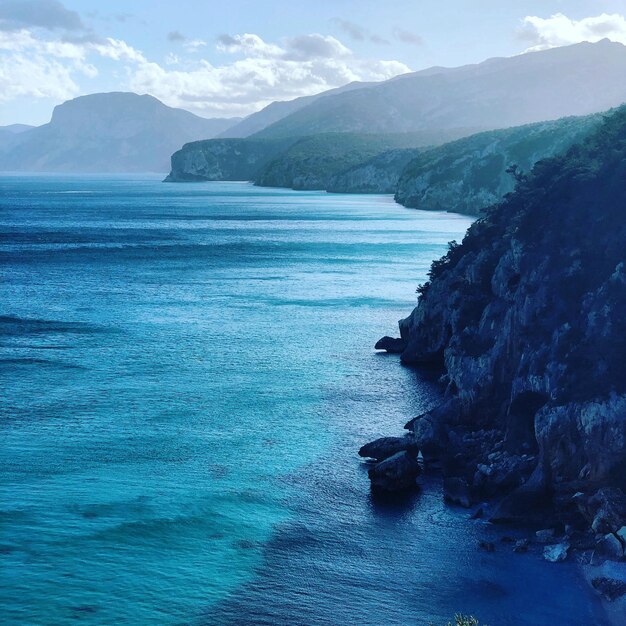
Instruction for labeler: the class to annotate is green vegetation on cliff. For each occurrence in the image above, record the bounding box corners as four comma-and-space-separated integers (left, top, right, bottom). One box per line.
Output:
254, 130, 467, 191
395, 114, 602, 215
166, 113, 602, 217
166, 128, 470, 189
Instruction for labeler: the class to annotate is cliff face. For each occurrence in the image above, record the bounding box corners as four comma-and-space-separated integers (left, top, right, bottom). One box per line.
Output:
327, 148, 420, 194
166, 129, 469, 189
165, 137, 294, 182
254, 133, 431, 191
395, 115, 602, 215
380, 108, 626, 529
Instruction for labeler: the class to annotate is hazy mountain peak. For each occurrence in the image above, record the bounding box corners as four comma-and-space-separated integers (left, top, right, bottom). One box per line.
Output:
0, 92, 242, 173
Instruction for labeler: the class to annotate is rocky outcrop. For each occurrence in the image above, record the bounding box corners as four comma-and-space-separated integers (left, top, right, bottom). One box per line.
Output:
395, 114, 601, 216
165, 137, 295, 182
374, 336, 407, 354
327, 148, 420, 194
592, 576, 626, 601
253, 132, 449, 191
367, 451, 421, 492
543, 542, 570, 562
369, 107, 626, 534
358, 435, 418, 461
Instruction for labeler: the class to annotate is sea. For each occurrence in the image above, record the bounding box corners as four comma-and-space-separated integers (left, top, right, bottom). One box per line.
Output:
0, 175, 610, 625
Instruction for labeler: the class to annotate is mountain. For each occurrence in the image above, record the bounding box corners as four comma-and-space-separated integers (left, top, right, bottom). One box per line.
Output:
395, 113, 603, 215
0, 124, 36, 155
0, 124, 34, 134
217, 81, 376, 138
0, 93, 241, 173
371, 106, 626, 541
253, 40, 626, 139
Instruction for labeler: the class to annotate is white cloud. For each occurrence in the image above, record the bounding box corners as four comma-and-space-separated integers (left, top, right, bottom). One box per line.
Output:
91, 37, 146, 63
128, 33, 409, 117
216, 33, 284, 58
183, 38, 206, 51
0, 29, 146, 103
521, 13, 626, 50
0, 26, 410, 118
0, 53, 82, 102
0, 29, 94, 101
284, 34, 351, 60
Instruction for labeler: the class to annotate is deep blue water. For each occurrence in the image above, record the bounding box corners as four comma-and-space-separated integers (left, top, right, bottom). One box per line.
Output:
0, 175, 609, 625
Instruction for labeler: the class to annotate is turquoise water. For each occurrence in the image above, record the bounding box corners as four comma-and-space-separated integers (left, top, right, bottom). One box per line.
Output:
0, 176, 609, 625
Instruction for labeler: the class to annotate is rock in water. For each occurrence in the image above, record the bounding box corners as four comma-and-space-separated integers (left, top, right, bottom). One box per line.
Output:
359, 436, 418, 462
597, 533, 625, 560
368, 451, 421, 492
544, 543, 570, 563
592, 577, 626, 601
535, 529, 556, 543
513, 539, 530, 553
479, 541, 496, 552
443, 477, 472, 508
577, 488, 626, 535
374, 336, 407, 354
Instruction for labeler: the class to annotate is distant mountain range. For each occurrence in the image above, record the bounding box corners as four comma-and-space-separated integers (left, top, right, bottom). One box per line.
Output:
217, 81, 375, 138
0, 93, 241, 173
2, 40, 626, 175
0, 124, 34, 135
249, 40, 626, 139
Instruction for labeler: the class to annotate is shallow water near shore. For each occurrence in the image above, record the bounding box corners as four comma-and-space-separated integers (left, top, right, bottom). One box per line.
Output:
0, 175, 609, 624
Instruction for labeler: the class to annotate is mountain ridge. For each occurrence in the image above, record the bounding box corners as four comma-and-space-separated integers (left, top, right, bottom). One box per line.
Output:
0, 92, 241, 173
252, 40, 626, 139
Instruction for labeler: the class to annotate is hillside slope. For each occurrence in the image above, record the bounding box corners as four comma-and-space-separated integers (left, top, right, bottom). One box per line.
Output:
326, 148, 421, 194
253, 129, 472, 191
395, 114, 603, 215
217, 81, 374, 138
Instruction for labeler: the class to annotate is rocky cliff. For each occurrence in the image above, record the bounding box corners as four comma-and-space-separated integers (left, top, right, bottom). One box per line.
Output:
254, 132, 441, 191
327, 148, 420, 194
165, 137, 294, 182
372, 107, 626, 543
166, 129, 469, 189
395, 114, 602, 215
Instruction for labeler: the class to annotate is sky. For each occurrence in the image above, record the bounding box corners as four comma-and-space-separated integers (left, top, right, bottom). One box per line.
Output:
2, 0, 626, 125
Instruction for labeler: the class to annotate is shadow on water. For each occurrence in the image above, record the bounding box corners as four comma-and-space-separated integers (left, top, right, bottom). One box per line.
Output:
0, 315, 106, 336
366, 486, 422, 517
